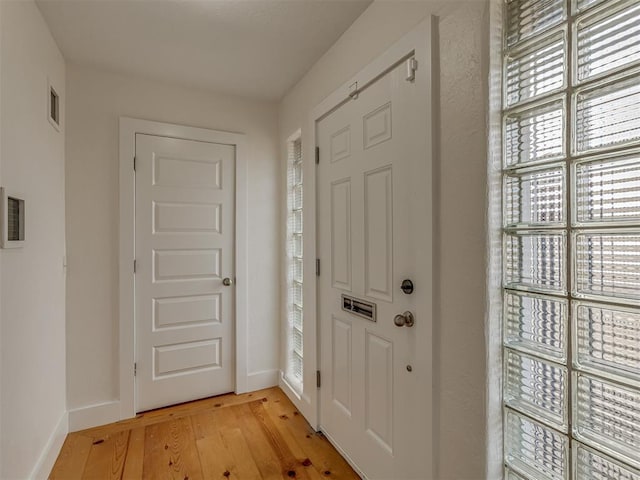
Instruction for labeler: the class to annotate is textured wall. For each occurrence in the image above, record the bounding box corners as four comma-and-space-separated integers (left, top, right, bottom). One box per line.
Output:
279, 1, 490, 477
0, 1, 67, 477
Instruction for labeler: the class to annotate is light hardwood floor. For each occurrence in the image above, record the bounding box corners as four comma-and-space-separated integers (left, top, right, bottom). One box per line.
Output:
50, 387, 360, 479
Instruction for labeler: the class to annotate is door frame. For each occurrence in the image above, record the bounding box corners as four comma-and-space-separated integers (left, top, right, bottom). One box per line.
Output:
284, 17, 436, 439
118, 117, 248, 419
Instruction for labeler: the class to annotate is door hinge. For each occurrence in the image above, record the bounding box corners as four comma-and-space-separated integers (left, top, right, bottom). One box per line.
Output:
133, 156, 136, 171
316, 258, 320, 277
133, 259, 137, 273
315, 146, 320, 165
406, 57, 418, 82
316, 370, 321, 388
134, 362, 137, 377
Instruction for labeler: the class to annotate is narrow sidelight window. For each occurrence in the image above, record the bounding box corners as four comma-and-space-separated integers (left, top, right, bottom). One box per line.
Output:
286, 135, 304, 390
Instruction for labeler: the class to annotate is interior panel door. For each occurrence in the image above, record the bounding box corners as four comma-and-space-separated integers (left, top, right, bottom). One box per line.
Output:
135, 134, 235, 412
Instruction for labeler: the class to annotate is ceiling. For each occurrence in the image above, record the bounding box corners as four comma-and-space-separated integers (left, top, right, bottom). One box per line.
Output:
36, 0, 372, 101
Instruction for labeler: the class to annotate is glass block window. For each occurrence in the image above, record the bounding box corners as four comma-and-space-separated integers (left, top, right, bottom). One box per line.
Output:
286, 136, 304, 390
502, 0, 640, 477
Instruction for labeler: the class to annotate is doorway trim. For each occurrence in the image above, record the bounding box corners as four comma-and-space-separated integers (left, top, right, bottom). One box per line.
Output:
280, 17, 437, 437
118, 117, 248, 420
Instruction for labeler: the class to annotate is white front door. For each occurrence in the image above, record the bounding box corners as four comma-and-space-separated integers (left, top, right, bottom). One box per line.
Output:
135, 134, 235, 412
317, 57, 432, 479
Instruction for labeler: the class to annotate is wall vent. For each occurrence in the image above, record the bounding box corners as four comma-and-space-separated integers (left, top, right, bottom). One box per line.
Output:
1, 188, 25, 248
48, 80, 60, 130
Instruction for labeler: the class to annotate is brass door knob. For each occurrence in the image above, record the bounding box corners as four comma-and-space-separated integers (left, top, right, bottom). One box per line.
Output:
393, 311, 415, 327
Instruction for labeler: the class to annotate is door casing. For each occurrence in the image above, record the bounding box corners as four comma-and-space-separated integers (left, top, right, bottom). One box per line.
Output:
119, 117, 248, 420
279, 18, 436, 474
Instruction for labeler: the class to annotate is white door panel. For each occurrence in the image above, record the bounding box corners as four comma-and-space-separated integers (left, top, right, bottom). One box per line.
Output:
318, 58, 432, 479
135, 134, 235, 412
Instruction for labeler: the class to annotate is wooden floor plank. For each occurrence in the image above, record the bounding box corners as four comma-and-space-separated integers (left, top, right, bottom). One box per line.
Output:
264, 390, 360, 479
257, 397, 327, 479
196, 427, 264, 480
82, 430, 130, 479
191, 406, 238, 440
220, 427, 265, 479
234, 402, 291, 479
248, 400, 316, 480
80, 389, 275, 439
49, 387, 360, 479
195, 430, 236, 480
49, 434, 94, 479
121, 427, 145, 478
143, 417, 204, 480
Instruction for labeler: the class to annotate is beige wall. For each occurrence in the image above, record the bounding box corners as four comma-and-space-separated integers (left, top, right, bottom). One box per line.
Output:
279, 1, 489, 478
65, 65, 281, 413
0, 1, 67, 477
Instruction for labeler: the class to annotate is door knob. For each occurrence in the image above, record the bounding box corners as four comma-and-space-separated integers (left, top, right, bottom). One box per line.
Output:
393, 311, 415, 327
222, 277, 233, 286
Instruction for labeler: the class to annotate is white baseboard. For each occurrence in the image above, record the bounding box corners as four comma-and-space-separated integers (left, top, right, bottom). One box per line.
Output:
30, 411, 68, 480
68, 400, 121, 432
67, 372, 276, 433
246, 369, 279, 391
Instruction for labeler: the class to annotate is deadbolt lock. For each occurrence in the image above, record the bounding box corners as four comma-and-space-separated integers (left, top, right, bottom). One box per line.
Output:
401, 279, 414, 294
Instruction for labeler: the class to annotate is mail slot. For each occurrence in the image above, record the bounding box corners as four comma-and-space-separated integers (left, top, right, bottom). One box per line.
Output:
341, 294, 376, 322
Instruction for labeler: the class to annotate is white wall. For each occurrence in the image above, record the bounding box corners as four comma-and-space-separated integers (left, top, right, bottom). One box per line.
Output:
65, 64, 281, 417
0, 1, 68, 478
279, 1, 489, 478
0, 2, 3, 476
0, 3, 3, 475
